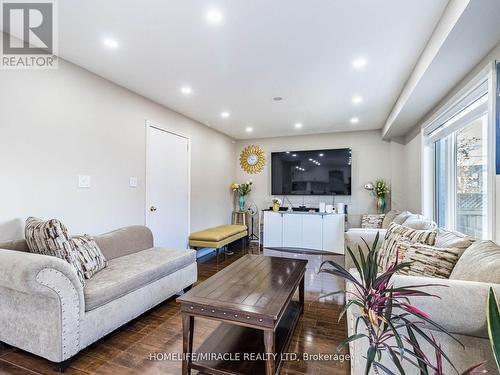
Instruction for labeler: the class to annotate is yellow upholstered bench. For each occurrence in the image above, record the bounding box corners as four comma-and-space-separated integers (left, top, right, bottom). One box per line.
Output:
189, 224, 248, 254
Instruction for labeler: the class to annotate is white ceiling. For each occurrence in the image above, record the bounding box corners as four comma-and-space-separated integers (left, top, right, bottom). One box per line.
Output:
49, 0, 451, 140
383, 0, 500, 139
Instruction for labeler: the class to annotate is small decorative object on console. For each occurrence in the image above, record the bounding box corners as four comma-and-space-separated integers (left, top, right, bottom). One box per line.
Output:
271, 197, 281, 211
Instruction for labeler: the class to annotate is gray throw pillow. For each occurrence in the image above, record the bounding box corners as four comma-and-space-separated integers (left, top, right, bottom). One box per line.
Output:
435, 228, 475, 250
450, 240, 500, 283
402, 214, 437, 230
393, 211, 412, 225
381, 210, 401, 229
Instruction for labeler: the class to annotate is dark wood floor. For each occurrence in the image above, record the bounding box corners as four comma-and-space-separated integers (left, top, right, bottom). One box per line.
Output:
0, 244, 350, 375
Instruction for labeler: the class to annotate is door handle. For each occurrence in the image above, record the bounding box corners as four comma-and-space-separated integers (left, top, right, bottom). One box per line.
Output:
150, 206, 157, 212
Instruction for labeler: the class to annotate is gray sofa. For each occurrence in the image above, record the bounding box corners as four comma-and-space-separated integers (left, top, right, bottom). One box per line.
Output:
343, 211, 498, 373
0, 225, 197, 370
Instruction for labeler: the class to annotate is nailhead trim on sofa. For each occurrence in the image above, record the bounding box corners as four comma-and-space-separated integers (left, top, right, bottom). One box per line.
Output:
36, 269, 81, 360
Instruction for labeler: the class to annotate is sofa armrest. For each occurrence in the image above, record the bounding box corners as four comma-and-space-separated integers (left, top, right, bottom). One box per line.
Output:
347, 273, 498, 339
0, 249, 84, 361
0, 250, 83, 299
344, 229, 386, 269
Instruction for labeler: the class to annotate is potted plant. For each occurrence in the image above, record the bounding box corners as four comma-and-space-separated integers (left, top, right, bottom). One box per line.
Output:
231, 180, 253, 211
272, 198, 282, 212
319, 233, 465, 374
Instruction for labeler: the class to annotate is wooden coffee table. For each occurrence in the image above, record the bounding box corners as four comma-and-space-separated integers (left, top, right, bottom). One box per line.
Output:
177, 254, 307, 375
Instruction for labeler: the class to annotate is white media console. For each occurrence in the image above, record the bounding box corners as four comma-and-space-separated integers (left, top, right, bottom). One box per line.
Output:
263, 210, 345, 254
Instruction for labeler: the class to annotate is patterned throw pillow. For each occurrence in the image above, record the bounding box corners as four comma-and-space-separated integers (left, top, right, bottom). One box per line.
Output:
71, 235, 107, 279
25, 217, 86, 286
378, 222, 437, 271
361, 214, 385, 229
395, 241, 461, 278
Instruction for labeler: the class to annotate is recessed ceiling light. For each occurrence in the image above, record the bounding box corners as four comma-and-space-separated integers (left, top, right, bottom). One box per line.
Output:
352, 57, 367, 69
206, 9, 223, 24
350, 117, 360, 124
292, 154, 297, 157
285, 151, 290, 154
294, 123, 303, 129
352, 96, 363, 104
221, 111, 230, 118
273, 96, 283, 101
245, 127, 253, 133
103, 38, 118, 49
180, 86, 192, 95
319, 153, 324, 157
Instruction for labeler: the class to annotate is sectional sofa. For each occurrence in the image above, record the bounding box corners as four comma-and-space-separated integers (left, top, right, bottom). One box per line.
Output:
344, 210, 499, 374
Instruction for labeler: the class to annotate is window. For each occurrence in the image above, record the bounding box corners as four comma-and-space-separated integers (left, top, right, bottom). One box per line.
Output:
424, 71, 493, 239
434, 112, 488, 238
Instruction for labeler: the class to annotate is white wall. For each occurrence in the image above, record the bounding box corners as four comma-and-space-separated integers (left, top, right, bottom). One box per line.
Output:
234, 130, 392, 215
403, 132, 423, 213
0, 59, 235, 240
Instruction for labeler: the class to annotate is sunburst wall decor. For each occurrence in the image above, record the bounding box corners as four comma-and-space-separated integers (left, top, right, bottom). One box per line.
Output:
239, 145, 266, 174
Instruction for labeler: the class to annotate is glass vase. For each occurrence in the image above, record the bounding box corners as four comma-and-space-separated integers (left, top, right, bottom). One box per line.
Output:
377, 196, 386, 214
239, 195, 245, 211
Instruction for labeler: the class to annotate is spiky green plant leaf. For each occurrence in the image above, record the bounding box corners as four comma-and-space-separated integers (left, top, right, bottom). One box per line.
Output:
487, 287, 500, 371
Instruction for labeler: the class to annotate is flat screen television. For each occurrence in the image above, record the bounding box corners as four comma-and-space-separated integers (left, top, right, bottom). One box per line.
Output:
271, 148, 352, 196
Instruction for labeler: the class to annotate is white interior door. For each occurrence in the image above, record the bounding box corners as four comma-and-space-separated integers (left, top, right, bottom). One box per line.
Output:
146, 124, 190, 248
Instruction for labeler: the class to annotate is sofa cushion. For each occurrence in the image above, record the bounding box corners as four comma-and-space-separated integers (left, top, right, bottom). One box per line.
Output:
435, 228, 474, 250
93, 226, 154, 260
25, 217, 86, 286
450, 241, 500, 283
401, 214, 437, 230
395, 241, 461, 279
72, 235, 107, 279
378, 223, 437, 271
381, 210, 401, 229
84, 247, 196, 311
0, 239, 29, 252
189, 224, 247, 242
361, 214, 385, 229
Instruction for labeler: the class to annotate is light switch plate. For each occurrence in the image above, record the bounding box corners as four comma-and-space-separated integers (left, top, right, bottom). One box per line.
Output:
78, 175, 91, 188
129, 177, 138, 188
